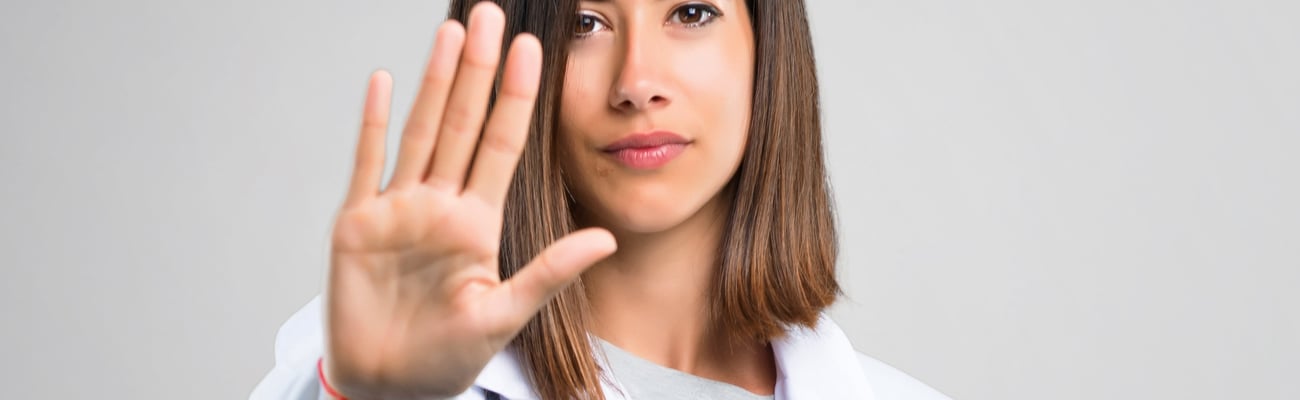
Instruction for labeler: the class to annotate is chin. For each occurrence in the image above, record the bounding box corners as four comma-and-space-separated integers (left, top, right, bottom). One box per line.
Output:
607, 205, 695, 234
579, 182, 712, 235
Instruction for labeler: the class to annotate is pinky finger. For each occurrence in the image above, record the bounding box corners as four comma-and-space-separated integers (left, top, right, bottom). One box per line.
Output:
343, 69, 392, 206
344, 70, 393, 208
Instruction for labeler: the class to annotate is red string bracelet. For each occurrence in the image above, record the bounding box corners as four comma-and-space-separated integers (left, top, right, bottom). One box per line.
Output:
317, 357, 350, 400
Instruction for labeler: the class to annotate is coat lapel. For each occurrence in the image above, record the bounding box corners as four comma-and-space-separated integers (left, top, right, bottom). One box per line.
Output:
771, 313, 877, 399
475, 346, 541, 399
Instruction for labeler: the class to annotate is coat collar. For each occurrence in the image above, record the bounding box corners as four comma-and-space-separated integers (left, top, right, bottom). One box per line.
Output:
771, 313, 877, 399
474, 313, 875, 400
475, 344, 539, 399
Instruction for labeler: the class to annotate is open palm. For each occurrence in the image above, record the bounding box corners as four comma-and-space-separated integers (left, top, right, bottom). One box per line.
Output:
322, 4, 616, 398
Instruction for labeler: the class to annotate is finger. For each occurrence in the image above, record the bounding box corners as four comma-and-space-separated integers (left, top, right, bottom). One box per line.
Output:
465, 34, 542, 208
388, 21, 466, 190
344, 70, 393, 208
495, 228, 617, 326
425, 2, 506, 190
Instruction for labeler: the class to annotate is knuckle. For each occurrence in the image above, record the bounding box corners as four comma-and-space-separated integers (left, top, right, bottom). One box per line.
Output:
440, 106, 480, 137
478, 130, 521, 156
422, 69, 455, 89
402, 118, 435, 139
352, 151, 379, 172
352, 153, 372, 171
532, 250, 563, 287
361, 118, 387, 132
462, 51, 499, 71
497, 88, 535, 104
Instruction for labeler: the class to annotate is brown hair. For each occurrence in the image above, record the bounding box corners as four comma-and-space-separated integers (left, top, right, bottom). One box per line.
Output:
446, 1, 837, 398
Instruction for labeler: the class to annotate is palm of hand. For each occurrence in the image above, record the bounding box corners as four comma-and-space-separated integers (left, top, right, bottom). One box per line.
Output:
318, 3, 616, 398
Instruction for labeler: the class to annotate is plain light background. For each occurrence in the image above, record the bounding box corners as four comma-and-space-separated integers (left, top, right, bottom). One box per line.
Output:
1, 0, 1296, 398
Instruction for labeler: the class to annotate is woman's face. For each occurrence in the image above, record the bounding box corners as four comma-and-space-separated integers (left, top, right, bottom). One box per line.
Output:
558, 0, 755, 234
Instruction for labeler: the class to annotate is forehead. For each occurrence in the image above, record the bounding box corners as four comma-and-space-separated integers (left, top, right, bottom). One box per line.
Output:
579, 0, 745, 7
582, 0, 677, 4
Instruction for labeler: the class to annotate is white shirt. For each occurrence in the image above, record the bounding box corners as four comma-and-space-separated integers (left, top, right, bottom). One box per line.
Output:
250, 295, 952, 400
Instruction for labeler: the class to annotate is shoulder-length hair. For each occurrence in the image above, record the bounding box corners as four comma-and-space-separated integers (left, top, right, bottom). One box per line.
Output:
446, 1, 837, 398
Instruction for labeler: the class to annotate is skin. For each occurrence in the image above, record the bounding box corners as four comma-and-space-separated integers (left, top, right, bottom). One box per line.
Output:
561, 0, 772, 395
322, 0, 771, 397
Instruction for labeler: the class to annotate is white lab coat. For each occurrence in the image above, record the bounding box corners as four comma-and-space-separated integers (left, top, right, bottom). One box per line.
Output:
250, 295, 952, 400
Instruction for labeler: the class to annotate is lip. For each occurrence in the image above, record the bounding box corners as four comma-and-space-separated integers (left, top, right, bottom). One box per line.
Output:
601, 131, 691, 170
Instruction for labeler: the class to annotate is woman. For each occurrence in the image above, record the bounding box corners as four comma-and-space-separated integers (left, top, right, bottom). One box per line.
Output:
253, 0, 950, 399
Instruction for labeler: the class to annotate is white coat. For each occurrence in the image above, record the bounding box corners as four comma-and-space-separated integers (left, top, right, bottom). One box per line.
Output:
250, 295, 952, 400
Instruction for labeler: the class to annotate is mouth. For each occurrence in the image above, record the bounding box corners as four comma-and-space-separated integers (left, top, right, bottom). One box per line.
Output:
601, 131, 691, 170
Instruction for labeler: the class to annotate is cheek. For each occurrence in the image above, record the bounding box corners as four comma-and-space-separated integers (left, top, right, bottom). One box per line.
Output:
673, 40, 755, 163
560, 64, 602, 130
563, 57, 603, 106
557, 60, 613, 193
675, 44, 751, 108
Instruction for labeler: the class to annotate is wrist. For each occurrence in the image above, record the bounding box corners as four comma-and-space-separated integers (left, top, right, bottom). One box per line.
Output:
318, 357, 351, 400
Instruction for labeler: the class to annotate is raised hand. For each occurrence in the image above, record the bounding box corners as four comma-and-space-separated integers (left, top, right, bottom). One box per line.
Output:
322, 3, 616, 398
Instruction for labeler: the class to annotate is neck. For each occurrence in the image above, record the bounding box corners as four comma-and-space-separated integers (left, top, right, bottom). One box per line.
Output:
580, 190, 776, 394
585, 196, 724, 367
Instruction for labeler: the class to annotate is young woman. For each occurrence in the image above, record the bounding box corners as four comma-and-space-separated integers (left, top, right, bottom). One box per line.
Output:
252, 1, 949, 399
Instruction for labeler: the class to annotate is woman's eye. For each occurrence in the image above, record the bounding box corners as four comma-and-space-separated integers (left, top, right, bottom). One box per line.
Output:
669, 4, 722, 28
575, 13, 608, 37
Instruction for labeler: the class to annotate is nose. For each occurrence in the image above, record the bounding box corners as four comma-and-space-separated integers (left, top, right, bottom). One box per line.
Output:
608, 30, 671, 112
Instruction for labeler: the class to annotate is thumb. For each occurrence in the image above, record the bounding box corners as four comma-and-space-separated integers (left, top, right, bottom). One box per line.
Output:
496, 228, 617, 323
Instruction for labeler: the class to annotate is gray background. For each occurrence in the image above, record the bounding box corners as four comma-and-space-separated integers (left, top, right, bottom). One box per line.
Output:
1, 0, 1296, 399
